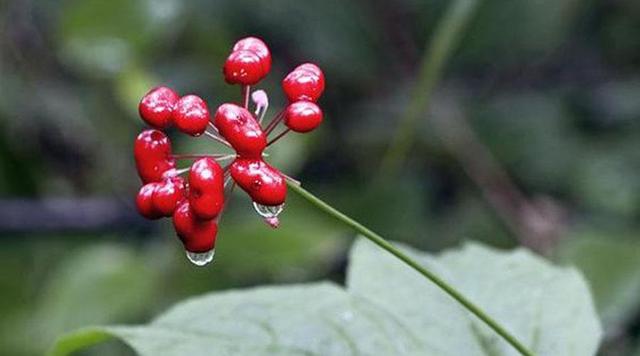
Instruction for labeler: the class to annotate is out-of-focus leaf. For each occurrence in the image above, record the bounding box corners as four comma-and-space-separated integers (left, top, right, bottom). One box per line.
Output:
18, 243, 161, 354
460, 0, 583, 65
557, 232, 640, 330
473, 92, 581, 190
572, 150, 640, 217
51, 239, 601, 355
57, 0, 184, 76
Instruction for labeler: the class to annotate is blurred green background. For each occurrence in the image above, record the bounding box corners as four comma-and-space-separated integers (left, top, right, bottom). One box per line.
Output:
1, 0, 639, 355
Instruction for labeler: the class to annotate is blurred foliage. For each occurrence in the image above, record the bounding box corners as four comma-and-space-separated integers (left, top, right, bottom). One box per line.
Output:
1, 0, 640, 355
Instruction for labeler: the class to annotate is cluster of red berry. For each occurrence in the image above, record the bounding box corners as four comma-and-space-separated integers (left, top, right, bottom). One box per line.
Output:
133, 37, 325, 266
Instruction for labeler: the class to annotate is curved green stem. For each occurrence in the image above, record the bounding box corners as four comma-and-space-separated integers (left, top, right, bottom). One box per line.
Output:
288, 181, 534, 356
378, 0, 480, 177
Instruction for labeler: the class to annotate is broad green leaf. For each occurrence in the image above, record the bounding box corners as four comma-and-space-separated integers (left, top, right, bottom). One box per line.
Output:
50, 239, 602, 356
51, 283, 423, 355
348, 240, 602, 356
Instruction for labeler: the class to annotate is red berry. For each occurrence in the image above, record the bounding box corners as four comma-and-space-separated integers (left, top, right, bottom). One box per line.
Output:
232, 37, 272, 75
213, 103, 266, 158
223, 50, 265, 85
153, 177, 186, 216
134, 130, 176, 183
173, 95, 211, 136
282, 64, 325, 102
296, 63, 324, 84
284, 101, 323, 132
173, 201, 218, 253
139, 86, 179, 129
230, 159, 287, 206
188, 157, 225, 219
136, 183, 163, 219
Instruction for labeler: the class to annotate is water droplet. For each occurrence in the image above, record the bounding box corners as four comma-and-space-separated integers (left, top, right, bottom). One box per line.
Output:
265, 217, 279, 228
186, 249, 215, 266
252, 202, 284, 219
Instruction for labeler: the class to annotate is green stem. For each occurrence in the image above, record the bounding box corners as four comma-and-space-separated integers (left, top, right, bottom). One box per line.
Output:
378, 0, 480, 177
288, 181, 534, 356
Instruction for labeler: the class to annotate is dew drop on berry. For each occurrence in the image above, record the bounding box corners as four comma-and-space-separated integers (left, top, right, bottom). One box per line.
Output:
252, 202, 285, 219
186, 249, 215, 266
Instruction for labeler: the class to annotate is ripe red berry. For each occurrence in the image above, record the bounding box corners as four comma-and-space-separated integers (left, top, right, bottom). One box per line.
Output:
296, 63, 324, 84
134, 130, 176, 183
284, 101, 323, 133
173, 95, 211, 136
136, 183, 163, 220
223, 50, 265, 85
232, 37, 271, 75
173, 201, 218, 253
282, 64, 325, 102
230, 159, 287, 206
188, 157, 225, 219
139, 86, 179, 129
153, 177, 186, 216
213, 103, 266, 158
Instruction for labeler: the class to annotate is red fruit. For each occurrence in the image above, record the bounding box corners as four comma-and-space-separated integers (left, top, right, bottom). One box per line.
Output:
295, 63, 324, 84
284, 101, 323, 133
230, 159, 287, 206
173, 201, 218, 253
139, 86, 179, 129
213, 103, 266, 158
188, 158, 225, 219
134, 130, 176, 183
136, 183, 163, 220
282, 64, 325, 102
153, 177, 186, 216
173, 95, 211, 136
223, 50, 265, 85
232, 37, 272, 75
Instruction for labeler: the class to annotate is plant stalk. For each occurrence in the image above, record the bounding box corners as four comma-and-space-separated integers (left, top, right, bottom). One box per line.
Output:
287, 181, 534, 356
378, 0, 480, 177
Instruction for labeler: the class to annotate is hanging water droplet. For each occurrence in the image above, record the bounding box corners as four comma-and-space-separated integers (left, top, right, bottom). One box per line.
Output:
265, 217, 280, 228
186, 249, 215, 266
252, 202, 284, 219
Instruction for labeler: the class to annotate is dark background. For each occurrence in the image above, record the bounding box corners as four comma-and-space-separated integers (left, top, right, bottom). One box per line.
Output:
1, 0, 639, 355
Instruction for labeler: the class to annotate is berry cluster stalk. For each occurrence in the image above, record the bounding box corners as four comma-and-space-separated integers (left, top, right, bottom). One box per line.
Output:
287, 181, 534, 356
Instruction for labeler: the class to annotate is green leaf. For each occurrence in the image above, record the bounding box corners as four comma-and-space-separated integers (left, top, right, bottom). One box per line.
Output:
557, 232, 640, 330
57, 0, 184, 76
22, 243, 161, 354
50, 239, 601, 356
348, 240, 602, 356
51, 283, 422, 355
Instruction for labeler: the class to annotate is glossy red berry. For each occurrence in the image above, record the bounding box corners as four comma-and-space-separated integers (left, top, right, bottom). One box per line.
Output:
153, 177, 186, 216
282, 64, 325, 102
136, 183, 163, 220
284, 101, 323, 133
134, 130, 176, 183
139, 86, 179, 129
213, 103, 266, 158
223, 50, 265, 85
188, 157, 225, 219
296, 63, 324, 85
230, 159, 287, 206
232, 37, 272, 75
173, 201, 218, 253
173, 95, 210, 136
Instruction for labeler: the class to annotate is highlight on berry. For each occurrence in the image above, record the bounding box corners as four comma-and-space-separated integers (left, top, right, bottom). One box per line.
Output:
134, 36, 325, 266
